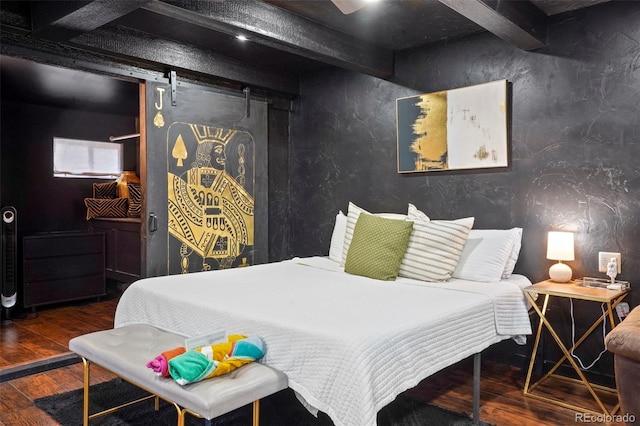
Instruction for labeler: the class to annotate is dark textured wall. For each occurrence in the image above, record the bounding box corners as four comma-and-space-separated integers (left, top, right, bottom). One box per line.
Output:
290, 1, 640, 291
288, 2, 640, 376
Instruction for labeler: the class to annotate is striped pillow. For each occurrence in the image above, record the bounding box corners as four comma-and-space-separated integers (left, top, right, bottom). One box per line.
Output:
341, 203, 366, 266
399, 204, 474, 282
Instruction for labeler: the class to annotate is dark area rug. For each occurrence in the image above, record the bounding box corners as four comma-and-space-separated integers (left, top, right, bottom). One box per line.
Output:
35, 378, 493, 425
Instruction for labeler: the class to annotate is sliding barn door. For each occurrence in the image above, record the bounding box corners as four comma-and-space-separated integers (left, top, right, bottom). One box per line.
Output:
144, 81, 267, 277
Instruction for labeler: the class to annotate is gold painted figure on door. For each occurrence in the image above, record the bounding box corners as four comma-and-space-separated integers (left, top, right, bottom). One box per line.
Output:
168, 123, 254, 273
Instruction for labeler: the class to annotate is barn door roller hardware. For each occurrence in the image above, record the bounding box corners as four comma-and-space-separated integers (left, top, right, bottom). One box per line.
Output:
170, 70, 177, 106
243, 86, 251, 118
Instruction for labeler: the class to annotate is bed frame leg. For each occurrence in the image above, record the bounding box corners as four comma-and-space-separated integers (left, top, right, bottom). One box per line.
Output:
473, 352, 481, 426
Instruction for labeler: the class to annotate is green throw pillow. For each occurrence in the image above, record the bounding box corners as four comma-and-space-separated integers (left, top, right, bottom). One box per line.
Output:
344, 213, 414, 281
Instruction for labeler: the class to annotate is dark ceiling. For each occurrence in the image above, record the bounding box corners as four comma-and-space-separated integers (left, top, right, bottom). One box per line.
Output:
0, 0, 612, 108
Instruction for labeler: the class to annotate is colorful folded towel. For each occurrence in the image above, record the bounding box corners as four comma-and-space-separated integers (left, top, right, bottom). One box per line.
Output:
146, 346, 186, 377
146, 334, 266, 386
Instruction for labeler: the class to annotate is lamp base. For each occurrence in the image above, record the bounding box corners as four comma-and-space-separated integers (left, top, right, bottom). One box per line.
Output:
549, 262, 572, 283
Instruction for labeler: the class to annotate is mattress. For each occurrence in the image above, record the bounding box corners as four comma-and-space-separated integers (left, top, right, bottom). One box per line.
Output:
114, 256, 532, 426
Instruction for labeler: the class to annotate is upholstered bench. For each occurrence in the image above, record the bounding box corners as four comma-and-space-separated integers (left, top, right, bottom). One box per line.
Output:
68, 324, 288, 426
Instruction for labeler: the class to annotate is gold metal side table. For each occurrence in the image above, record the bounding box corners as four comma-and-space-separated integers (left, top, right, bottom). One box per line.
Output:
523, 279, 629, 415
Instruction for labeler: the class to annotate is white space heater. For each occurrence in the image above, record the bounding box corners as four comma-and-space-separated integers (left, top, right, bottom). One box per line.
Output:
1, 206, 17, 321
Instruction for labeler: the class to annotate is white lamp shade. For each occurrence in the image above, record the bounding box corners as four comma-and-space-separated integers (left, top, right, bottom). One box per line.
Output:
546, 231, 575, 261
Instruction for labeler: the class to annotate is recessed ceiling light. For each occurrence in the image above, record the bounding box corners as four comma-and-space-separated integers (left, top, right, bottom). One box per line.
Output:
236, 35, 248, 41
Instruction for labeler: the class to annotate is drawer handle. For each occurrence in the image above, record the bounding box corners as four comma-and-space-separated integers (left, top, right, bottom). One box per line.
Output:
148, 213, 158, 233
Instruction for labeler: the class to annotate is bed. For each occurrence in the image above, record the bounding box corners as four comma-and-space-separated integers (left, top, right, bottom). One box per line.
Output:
114, 255, 532, 426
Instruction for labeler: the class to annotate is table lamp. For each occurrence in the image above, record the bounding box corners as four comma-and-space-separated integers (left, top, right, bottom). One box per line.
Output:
547, 231, 574, 283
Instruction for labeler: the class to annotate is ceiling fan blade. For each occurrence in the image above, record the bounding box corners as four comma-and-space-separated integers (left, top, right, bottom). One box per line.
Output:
330, 0, 367, 14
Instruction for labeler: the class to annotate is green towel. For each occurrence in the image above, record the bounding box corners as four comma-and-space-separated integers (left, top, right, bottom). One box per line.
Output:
168, 335, 265, 385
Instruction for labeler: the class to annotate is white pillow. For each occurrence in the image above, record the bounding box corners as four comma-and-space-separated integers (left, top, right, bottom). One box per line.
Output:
341, 202, 408, 265
399, 204, 474, 282
502, 228, 523, 278
329, 211, 347, 263
452, 229, 517, 282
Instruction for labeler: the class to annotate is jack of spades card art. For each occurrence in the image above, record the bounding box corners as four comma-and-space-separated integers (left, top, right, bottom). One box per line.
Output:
167, 123, 255, 273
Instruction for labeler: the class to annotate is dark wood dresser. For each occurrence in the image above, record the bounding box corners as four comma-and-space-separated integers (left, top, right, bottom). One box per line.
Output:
23, 231, 106, 310
89, 218, 141, 283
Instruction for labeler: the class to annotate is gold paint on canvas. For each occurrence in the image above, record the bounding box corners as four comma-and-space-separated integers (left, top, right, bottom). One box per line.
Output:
474, 145, 489, 160
411, 91, 448, 171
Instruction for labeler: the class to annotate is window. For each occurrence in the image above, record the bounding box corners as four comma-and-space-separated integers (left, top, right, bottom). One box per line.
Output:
53, 137, 122, 179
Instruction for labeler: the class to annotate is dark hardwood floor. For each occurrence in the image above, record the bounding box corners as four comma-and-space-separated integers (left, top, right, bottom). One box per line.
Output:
0, 291, 625, 426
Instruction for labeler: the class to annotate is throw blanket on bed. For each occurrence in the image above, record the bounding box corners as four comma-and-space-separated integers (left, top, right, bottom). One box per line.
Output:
119, 257, 532, 426
146, 334, 265, 385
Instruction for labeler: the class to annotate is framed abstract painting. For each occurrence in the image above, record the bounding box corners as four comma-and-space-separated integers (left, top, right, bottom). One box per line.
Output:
396, 79, 509, 173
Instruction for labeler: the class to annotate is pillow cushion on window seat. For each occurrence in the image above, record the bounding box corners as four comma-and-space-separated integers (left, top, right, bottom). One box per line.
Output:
84, 197, 129, 220
117, 171, 140, 199
127, 181, 142, 218
399, 204, 474, 282
92, 181, 118, 199
344, 213, 413, 281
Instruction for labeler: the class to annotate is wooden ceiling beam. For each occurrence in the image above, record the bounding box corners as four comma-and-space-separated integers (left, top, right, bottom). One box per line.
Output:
72, 26, 300, 95
143, 0, 394, 79
30, 0, 152, 42
25, 0, 394, 79
438, 0, 547, 50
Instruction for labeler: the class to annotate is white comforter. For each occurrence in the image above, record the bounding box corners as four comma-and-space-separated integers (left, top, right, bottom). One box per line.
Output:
114, 257, 532, 426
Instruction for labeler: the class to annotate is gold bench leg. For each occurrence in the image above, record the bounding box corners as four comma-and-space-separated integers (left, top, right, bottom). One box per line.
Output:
253, 399, 260, 426
81, 357, 90, 426
77, 355, 264, 426
78, 357, 170, 424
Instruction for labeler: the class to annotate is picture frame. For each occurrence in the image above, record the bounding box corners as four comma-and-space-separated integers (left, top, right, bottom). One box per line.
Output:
396, 79, 509, 173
